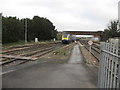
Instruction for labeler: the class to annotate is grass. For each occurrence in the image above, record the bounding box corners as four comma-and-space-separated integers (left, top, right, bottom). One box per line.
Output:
37, 40, 60, 44
2, 40, 61, 49
53, 44, 74, 59
40, 43, 74, 61
3, 41, 60, 47
44, 44, 74, 63
92, 40, 100, 44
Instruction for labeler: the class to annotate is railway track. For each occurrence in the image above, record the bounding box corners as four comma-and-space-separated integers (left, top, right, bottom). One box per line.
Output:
3, 42, 61, 54
79, 39, 100, 61
1, 42, 63, 67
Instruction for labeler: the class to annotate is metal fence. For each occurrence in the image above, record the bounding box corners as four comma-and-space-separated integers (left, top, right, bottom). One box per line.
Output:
98, 40, 120, 88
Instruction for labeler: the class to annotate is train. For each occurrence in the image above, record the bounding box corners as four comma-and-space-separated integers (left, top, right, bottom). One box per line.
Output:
61, 33, 76, 44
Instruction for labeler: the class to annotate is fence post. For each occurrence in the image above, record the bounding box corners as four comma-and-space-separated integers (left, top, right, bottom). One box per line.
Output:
98, 42, 105, 88
0, 13, 2, 90
118, 39, 120, 88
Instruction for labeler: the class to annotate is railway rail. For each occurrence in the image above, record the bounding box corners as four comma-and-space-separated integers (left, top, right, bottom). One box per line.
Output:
1, 42, 64, 67
79, 39, 100, 61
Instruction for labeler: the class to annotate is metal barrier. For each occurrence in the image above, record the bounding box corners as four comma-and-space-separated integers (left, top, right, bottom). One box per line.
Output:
98, 41, 120, 88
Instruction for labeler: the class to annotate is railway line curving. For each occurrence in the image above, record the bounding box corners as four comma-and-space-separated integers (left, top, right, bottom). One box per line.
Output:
79, 39, 100, 61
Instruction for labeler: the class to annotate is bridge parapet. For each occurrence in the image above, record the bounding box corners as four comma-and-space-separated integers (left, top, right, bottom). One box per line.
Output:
63, 31, 103, 38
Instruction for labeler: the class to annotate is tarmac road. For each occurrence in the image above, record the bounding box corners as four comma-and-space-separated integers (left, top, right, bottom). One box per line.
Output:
2, 44, 98, 88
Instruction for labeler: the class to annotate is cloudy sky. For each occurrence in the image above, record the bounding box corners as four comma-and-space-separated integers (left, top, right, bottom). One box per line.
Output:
0, 0, 119, 31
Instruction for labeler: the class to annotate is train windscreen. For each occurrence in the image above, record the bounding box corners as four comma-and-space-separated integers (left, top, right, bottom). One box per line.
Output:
63, 34, 68, 38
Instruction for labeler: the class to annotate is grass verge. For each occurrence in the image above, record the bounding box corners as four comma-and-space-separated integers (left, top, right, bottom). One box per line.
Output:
40, 43, 74, 63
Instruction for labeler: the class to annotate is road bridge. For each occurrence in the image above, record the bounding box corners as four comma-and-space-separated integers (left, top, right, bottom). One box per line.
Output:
63, 31, 103, 38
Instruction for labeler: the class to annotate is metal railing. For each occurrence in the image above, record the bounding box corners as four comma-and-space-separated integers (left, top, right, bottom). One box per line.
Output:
98, 41, 120, 88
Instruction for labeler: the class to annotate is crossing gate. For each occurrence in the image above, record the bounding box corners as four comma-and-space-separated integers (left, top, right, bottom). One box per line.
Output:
98, 41, 120, 88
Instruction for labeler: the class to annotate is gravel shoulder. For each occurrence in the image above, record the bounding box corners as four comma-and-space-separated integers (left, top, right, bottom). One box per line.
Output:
78, 41, 99, 66
78, 41, 99, 77
39, 43, 74, 63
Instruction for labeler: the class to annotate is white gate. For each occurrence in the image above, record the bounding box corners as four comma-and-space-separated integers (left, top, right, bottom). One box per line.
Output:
98, 40, 120, 88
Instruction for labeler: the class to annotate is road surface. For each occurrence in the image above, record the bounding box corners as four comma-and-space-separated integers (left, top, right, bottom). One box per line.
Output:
2, 44, 98, 88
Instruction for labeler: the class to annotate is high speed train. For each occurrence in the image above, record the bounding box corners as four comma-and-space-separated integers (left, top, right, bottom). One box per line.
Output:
61, 34, 76, 44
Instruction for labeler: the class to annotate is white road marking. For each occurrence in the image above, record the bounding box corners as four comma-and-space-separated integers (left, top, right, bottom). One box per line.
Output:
0, 70, 15, 75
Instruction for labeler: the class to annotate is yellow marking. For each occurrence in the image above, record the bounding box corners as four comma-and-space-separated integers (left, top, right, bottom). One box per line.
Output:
62, 34, 69, 40
62, 37, 68, 40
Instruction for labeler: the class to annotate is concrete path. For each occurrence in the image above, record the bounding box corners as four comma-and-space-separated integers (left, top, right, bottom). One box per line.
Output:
2, 44, 98, 88
69, 44, 83, 64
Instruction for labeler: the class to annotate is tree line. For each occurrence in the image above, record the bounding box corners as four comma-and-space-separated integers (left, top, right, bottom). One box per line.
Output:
2, 16, 57, 44
101, 20, 120, 41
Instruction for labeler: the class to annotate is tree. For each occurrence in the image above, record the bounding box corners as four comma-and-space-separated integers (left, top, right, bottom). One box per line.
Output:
2, 15, 57, 44
30, 16, 56, 41
2, 16, 24, 43
102, 20, 120, 41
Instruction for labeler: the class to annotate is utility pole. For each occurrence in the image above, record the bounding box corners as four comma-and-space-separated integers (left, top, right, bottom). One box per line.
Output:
0, 13, 2, 44
25, 18, 27, 43
118, 1, 120, 30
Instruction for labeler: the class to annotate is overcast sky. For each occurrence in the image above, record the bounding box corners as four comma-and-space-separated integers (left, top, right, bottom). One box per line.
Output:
0, 0, 119, 31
